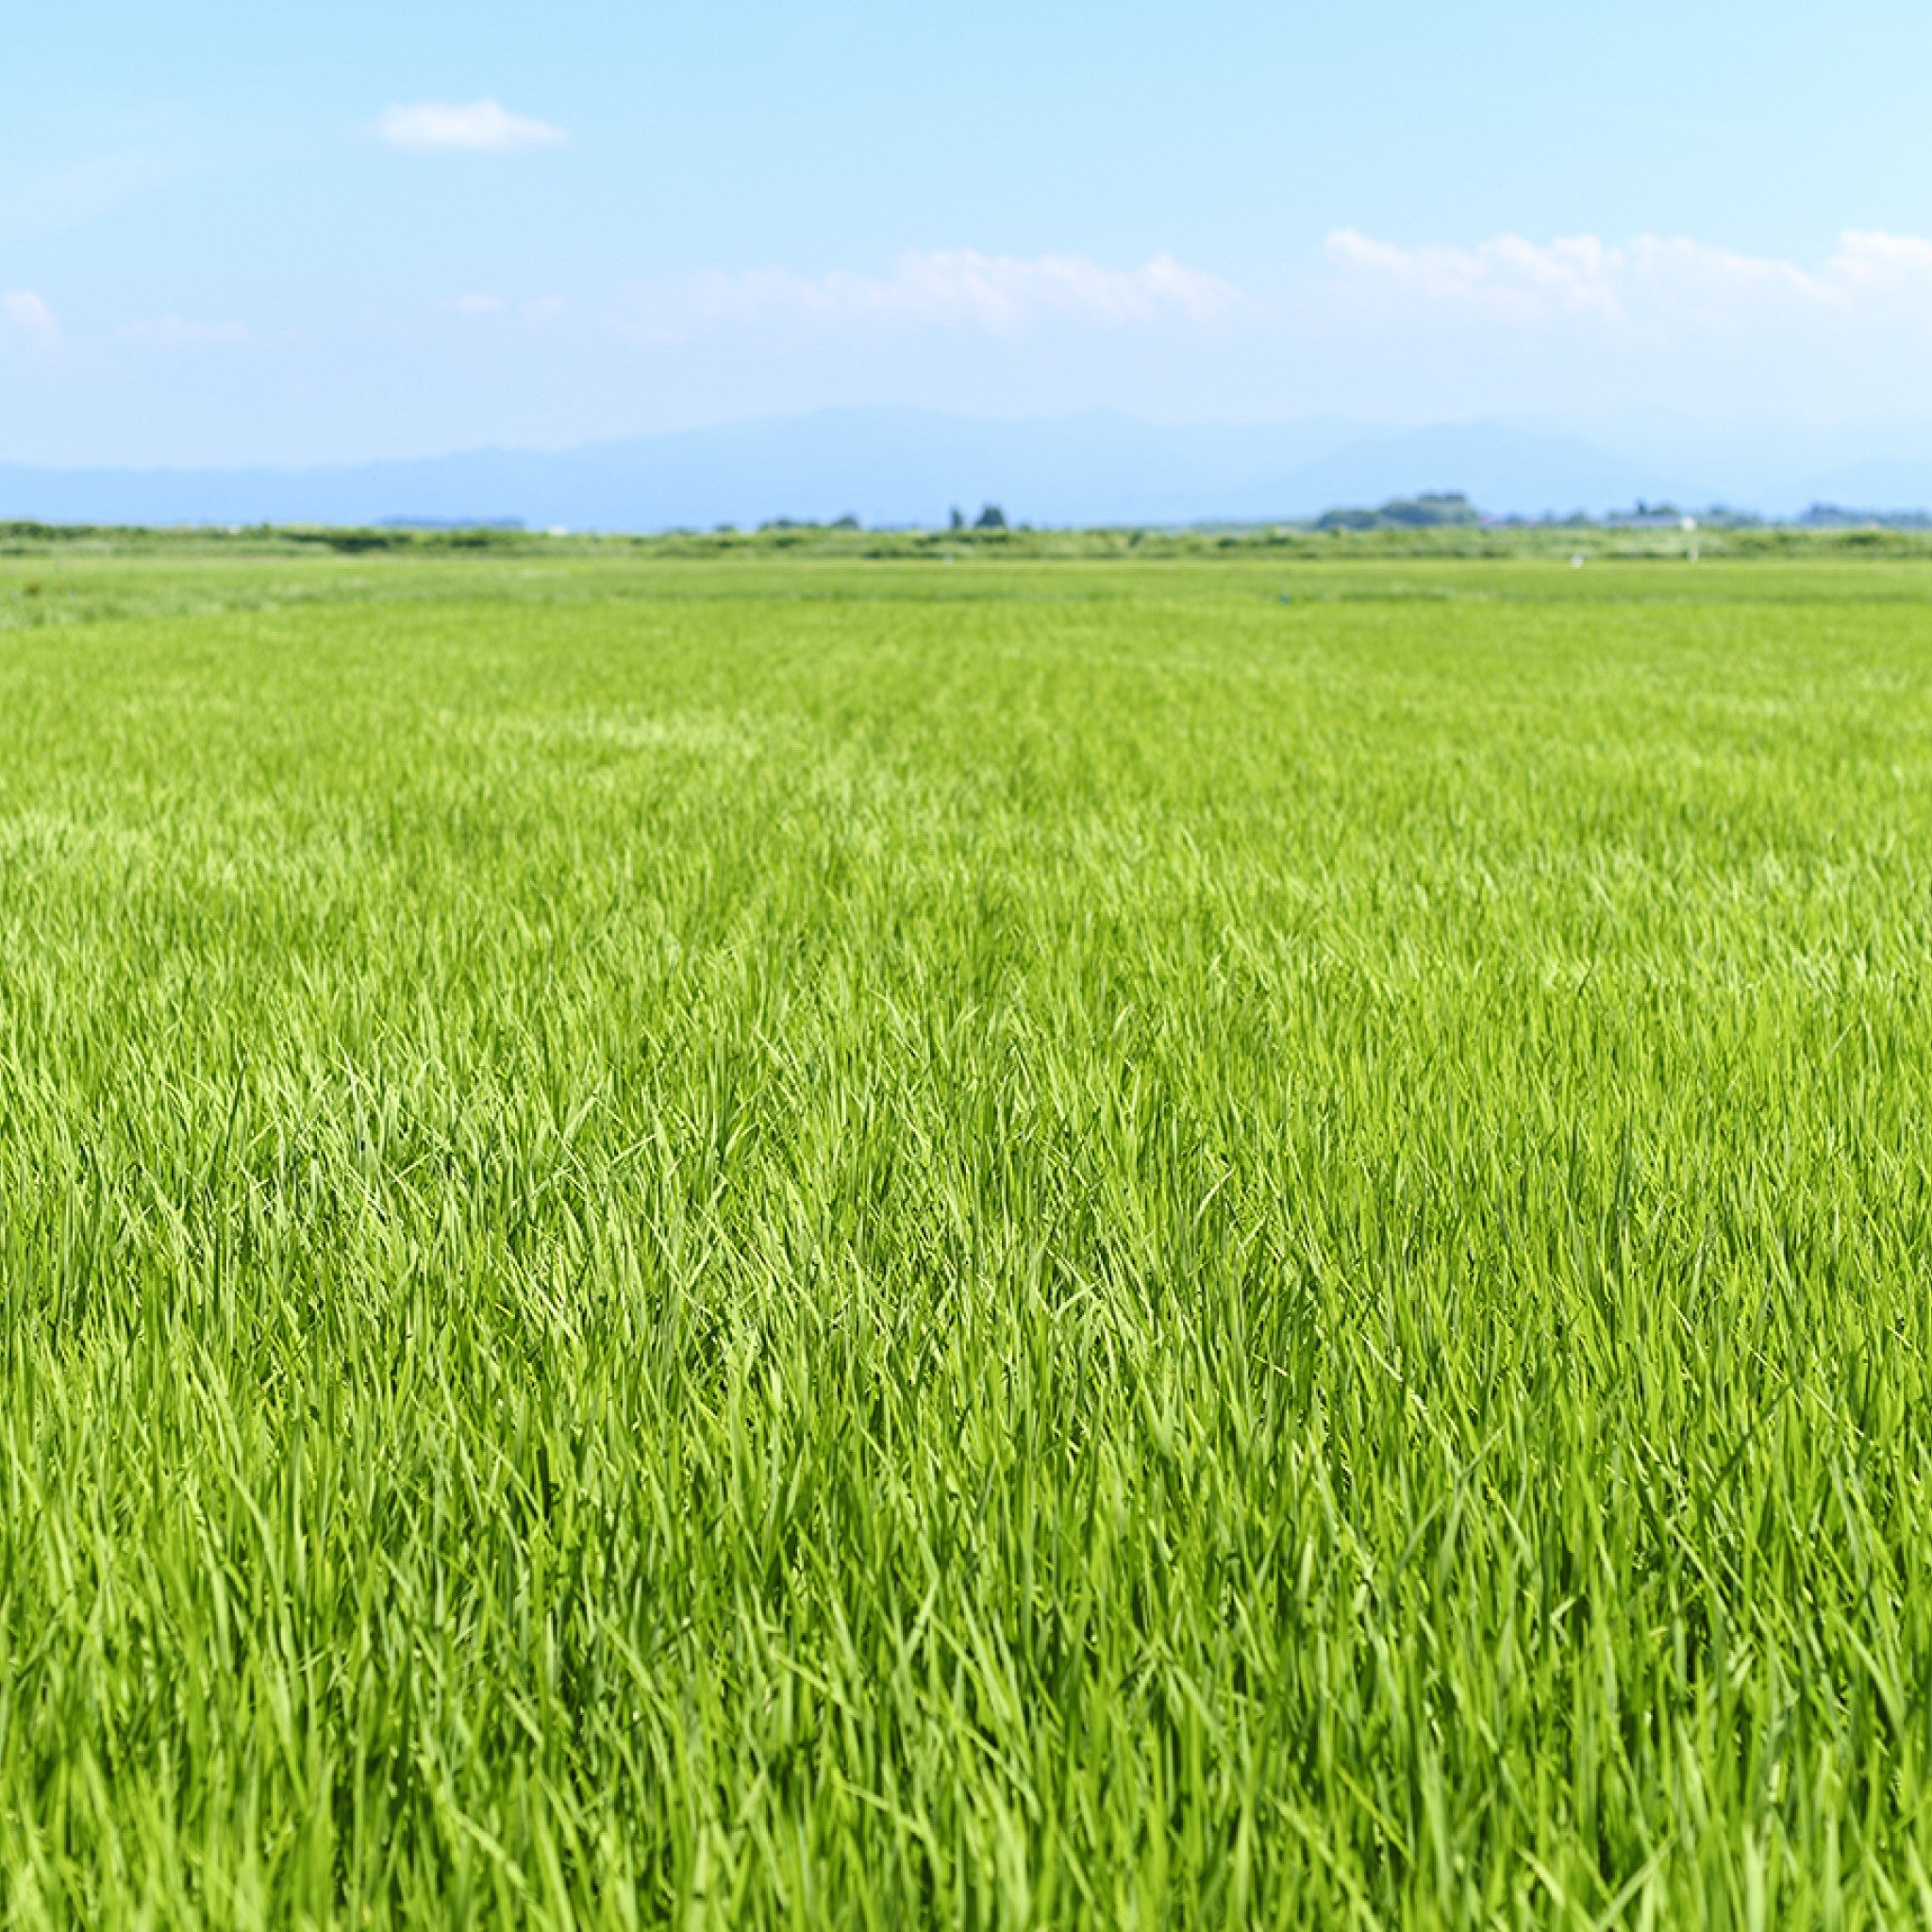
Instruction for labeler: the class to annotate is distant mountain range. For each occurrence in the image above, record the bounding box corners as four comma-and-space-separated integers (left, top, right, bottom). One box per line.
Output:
6, 408, 1932, 529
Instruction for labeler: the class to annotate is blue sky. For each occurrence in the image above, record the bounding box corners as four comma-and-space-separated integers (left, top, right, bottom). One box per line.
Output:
8, 0, 1932, 464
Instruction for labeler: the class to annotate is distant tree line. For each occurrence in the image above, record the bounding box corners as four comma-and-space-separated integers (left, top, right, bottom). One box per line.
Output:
1312, 491, 1479, 533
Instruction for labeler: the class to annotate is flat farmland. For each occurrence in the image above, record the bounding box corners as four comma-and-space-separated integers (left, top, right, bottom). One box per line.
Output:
4, 546, 1932, 1927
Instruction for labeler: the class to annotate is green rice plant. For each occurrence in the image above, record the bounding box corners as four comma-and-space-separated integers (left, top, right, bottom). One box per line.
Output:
2, 548, 1932, 1925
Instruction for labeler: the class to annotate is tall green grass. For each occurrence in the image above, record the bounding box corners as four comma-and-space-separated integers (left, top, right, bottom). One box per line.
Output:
3, 550, 1932, 1925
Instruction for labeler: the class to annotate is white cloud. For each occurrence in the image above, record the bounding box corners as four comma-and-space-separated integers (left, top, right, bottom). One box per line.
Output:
629, 249, 1240, 341
1322, 227, 1932, 336
1824, 230, 1932, 295
375, 100, 567, 154
447, 292, 508, 315
0, 290, 60, 347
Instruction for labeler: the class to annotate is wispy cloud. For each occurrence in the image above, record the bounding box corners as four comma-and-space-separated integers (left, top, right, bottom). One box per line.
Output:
443, 292, 567, 322
374, 100, 568, 155
115, 315, 249, 348
627, 250, 1240, 341
0, 154, 184, 245
0, 298, 255, 364
0, 291, 60, 348
1323, 228, 1932, 334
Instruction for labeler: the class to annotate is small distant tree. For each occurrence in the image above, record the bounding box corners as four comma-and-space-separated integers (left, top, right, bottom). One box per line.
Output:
974, 504, 1008, 530
948, 507, 965, 531
831, 514, 860, 530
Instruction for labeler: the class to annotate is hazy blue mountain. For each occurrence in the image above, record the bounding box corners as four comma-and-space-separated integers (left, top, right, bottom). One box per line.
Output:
1791, 458, 1932, 517
1243, 425, 1719, 524
1568, 413, 1932, 520
0, 411, 1360, 530
2, 408, 1929, 528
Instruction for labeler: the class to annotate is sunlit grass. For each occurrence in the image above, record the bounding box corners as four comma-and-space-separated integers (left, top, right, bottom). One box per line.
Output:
3, 549, 1932, 1925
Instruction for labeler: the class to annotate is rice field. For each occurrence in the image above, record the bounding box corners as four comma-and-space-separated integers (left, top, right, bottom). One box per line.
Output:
4, 544, 1932, 1926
